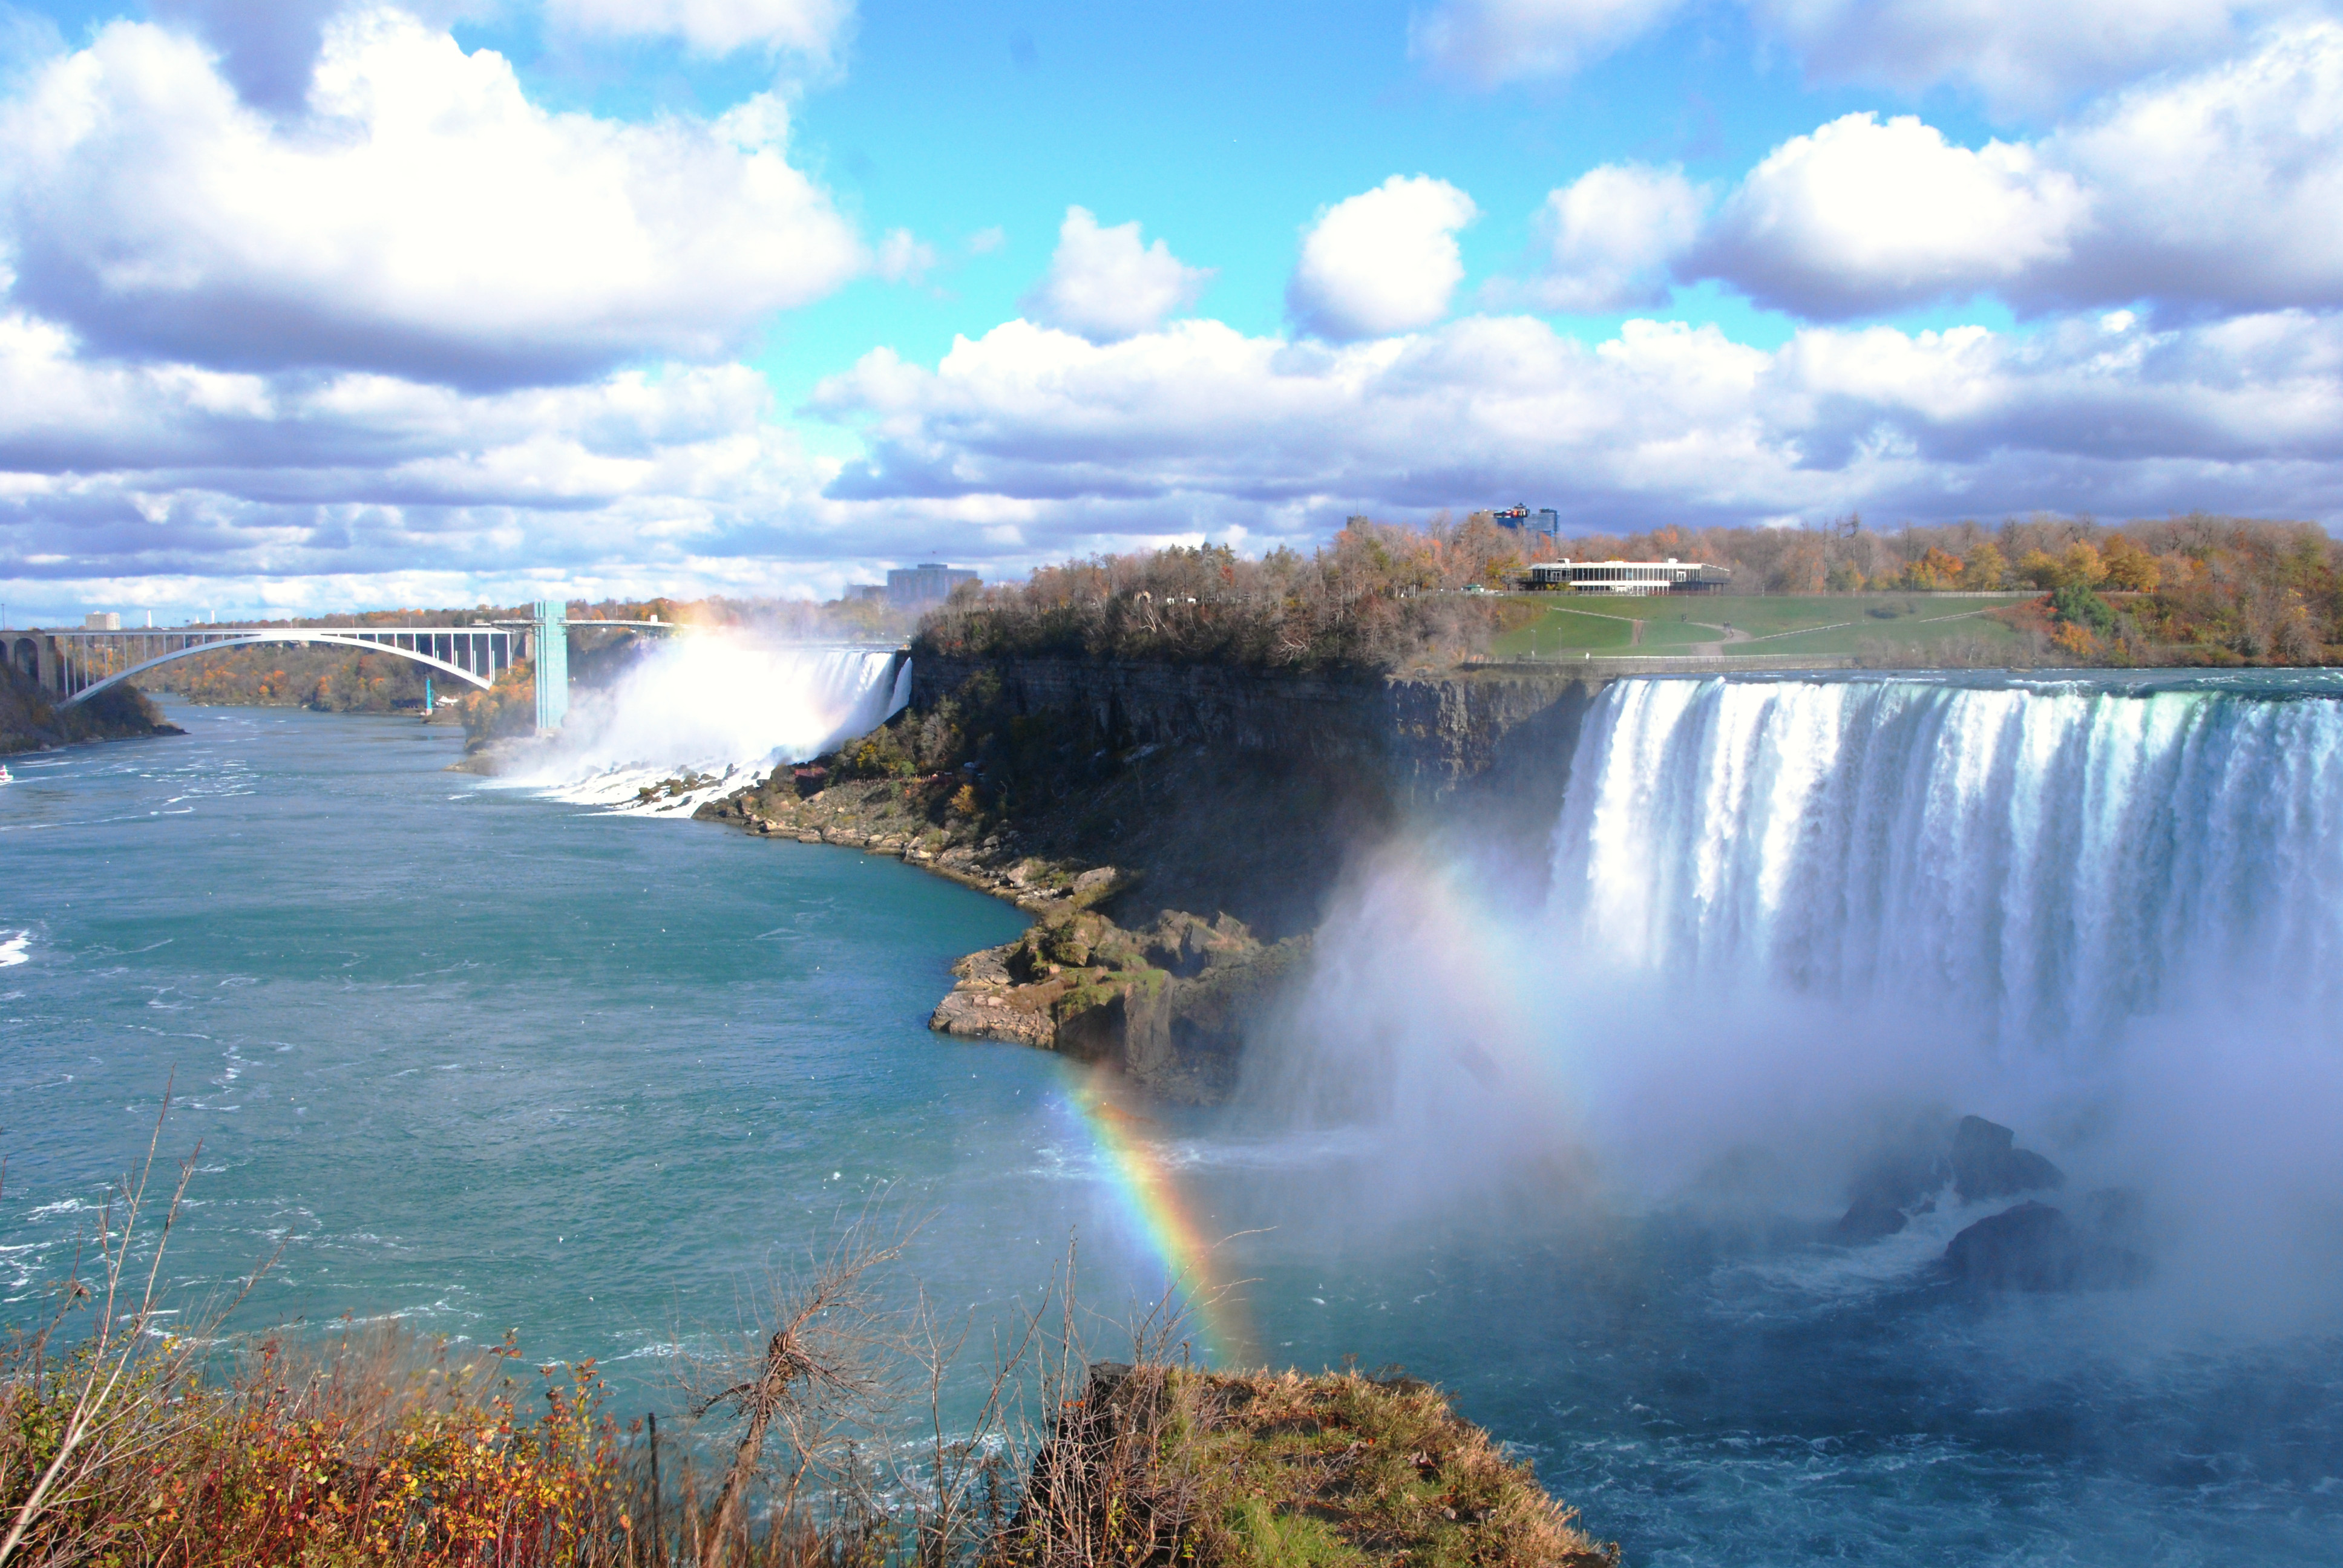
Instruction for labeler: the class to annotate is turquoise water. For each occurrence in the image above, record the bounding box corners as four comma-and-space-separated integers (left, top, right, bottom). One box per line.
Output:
5, 700, 2341, 1566
0, 704, 1129, 1368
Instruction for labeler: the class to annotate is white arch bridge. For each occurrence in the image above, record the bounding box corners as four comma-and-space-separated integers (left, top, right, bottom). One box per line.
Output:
10, 604, 674, 723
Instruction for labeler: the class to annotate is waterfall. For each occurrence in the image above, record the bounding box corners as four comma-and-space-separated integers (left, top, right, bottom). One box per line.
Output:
1550, 676, 2343, 1044
508, 636, 908, 810
1252, 673, 2343, 1293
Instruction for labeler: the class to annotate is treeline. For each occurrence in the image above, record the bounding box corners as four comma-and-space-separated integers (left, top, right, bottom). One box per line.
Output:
915, 517, 1528, 671
1588, 512, 2339, 662
925, 511, 2342, 668
144, 645, 436, 711
137, 609, 521, 711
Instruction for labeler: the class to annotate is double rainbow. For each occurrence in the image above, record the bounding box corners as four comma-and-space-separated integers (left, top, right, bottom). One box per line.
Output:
1058, 1066, 1257, 1367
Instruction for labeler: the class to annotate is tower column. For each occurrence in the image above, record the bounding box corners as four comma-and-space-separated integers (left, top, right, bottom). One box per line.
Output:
533, 599, 568, 731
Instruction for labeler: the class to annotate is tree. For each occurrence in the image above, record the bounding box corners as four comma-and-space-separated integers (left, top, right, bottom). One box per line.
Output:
2100, 534, 2161, 591
2017, 549, 2066, 590
1959, 541, 2008, 590
2060, 541, 2107, 587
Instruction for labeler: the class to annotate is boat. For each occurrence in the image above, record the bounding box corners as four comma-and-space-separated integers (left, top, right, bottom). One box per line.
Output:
0, 764, 11, 783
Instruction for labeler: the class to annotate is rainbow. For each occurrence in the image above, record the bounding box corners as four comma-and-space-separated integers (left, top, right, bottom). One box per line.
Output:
1057, 1065, 1258, 1367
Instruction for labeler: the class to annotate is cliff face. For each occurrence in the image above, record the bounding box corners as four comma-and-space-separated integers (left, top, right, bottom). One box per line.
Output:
914, 653, 1609, 819
704, 656, 1625, 1103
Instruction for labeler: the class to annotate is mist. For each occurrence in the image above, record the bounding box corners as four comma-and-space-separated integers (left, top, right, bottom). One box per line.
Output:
504, 633, 906, 811
1235, 675, 2343, 1329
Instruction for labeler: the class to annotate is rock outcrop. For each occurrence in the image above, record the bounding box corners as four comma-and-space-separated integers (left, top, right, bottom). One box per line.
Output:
1949, 1114, 2066, 1203
1943, 1191, 2150, 1290
928, 907, 1307, 1103
1834, 1114, 2065, 1240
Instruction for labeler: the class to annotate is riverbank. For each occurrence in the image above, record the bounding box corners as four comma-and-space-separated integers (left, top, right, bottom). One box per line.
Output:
0, 661, 180, 754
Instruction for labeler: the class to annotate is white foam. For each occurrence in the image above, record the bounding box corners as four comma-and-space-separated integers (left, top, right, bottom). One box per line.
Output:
502, 635, 906, 814
0, 932, 27, 968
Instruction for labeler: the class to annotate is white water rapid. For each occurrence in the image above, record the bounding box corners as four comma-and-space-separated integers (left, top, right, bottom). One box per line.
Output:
508, 636, 909, 812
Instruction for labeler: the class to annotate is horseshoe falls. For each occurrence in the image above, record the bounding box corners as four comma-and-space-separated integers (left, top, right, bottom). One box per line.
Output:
1243, 672, 2343, 1566
1555, 673, 2343, 1039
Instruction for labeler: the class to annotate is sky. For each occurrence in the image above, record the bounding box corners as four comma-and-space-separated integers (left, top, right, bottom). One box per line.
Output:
3, 0, 2342, 619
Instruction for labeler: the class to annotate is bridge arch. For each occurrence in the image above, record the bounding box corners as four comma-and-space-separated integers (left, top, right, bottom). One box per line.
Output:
10, 636, 37, 684
59, 632, 499, 708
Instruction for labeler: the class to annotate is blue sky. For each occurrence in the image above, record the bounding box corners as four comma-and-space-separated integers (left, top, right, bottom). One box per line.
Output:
1, 0, 2339, 618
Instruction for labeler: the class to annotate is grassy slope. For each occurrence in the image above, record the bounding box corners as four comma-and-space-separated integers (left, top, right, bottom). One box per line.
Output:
1171, 1368, 1614, 1567
1488, 593, 2030, 661
1015, 1363, 1615, 1568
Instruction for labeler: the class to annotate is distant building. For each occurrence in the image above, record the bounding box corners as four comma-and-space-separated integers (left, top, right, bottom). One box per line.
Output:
1490, 505, 1560, 538
886, 563, 979, 609
845, 584, 886, 603
1527, 558, 1730, 596
83, 611, 120, 630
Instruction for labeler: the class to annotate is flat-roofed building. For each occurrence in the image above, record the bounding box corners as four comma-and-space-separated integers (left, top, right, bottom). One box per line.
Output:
1527, 558, 1730, 595
886, 563, 979, 608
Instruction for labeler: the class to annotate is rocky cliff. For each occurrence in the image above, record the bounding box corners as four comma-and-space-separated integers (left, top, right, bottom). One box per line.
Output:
703, 656, 1622, 1102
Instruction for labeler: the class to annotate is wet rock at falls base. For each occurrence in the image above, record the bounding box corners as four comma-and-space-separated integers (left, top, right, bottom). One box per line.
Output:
1833, 1191, 1914, 1241
1951, 1115, 2066, 1203
1835, 1114, 2065, 1241
1943, 1195, 2151, 1291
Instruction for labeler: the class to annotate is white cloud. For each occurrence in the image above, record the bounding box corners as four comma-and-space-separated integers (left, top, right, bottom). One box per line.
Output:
545, 0, 855, 60
876, 229, 938, 284
1690, 22, 2343, 319
0, 8, 863, 388
1412, 0, 2319, 114
1750, 0, 2284, 117
1692, 114, 2088, 317
1020, 207, 1213, 344
1409, 0, 1688, 87
1509, 163, 1703, 312
1288, 176, 1480, 341
812, 307, 2343, 532
2039, 19, 2343, 312
11, 296, 2343, 615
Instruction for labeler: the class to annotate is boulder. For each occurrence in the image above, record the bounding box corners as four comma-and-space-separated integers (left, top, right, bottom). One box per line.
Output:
1835, 1113, 2064, 1241
1138, 910, 1258, 978
1951, 1116, 2065, 1203
929, 983, 1057, 1049
1067, 865, 1127, 907
1943, 1194, 2149, 1291
1832, 1191, 1912, 1242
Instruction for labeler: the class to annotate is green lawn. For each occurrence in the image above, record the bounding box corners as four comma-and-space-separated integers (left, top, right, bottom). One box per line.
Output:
1487, 593, 2031, 661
